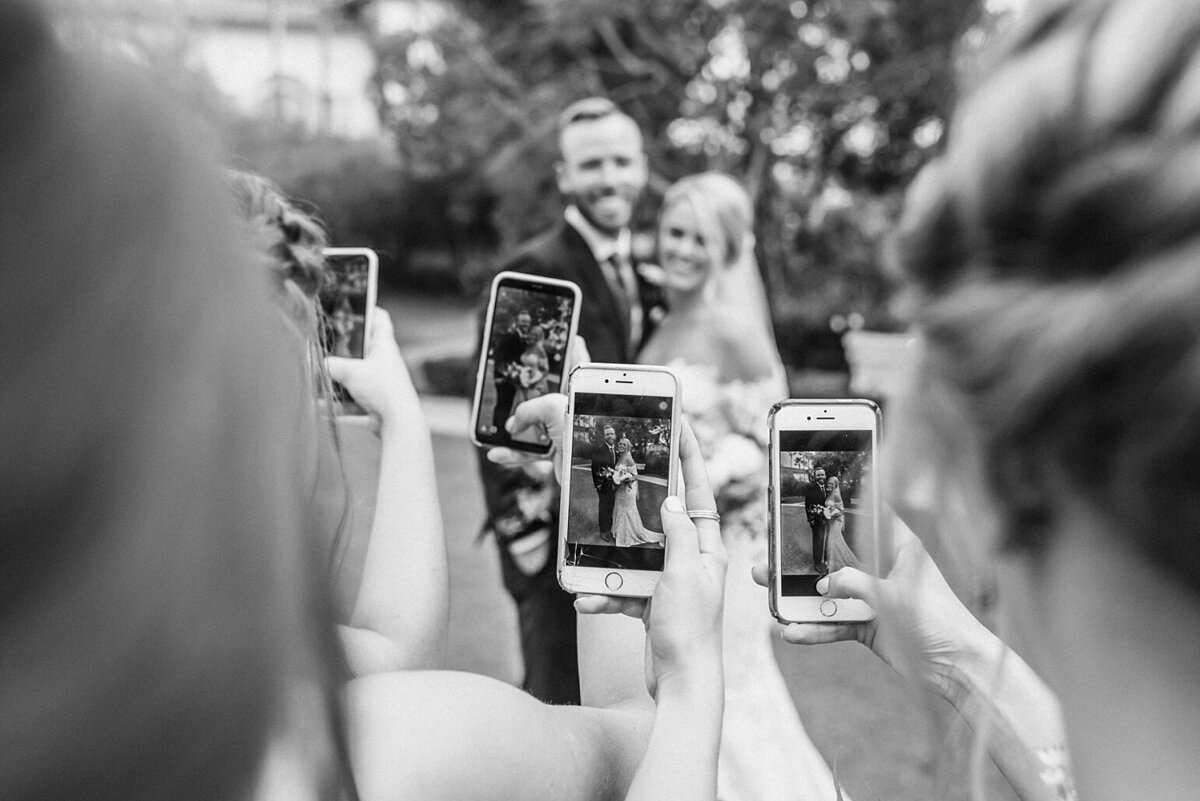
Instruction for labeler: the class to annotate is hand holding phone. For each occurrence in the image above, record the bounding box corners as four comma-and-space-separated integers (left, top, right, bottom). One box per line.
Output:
558, 364, 681, 598
769, 399, 879, 623
325, 309, 417, 436
471, 271, 582, 454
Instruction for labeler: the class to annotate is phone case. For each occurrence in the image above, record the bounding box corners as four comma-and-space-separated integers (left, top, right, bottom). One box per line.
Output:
767, 399, 880, 625
556, 363, 681, 598
469, 271, 582, 453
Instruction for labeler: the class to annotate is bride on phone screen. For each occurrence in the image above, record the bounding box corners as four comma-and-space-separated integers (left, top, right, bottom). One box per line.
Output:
611, 437, 664, 547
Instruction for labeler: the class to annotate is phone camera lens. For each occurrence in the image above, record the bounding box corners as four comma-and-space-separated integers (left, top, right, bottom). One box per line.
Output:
604, 379, 609, 384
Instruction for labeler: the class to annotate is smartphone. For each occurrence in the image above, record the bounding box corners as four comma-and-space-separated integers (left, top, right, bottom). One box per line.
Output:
769, 399, 880, 623
319, 247, 378, 414
557, 364, 681, 598
470, 271, 582, 454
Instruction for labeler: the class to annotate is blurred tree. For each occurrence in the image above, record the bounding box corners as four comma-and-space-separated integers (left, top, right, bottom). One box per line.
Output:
367, 0, 1008, 364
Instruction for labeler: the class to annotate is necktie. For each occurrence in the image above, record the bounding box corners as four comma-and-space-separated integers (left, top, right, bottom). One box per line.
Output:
606, 252, 642, 353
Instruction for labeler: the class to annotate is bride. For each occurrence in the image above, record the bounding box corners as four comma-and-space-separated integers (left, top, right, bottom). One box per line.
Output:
611, 437, 665, 547
822, 476, 861, 573
638, 172, 840, 800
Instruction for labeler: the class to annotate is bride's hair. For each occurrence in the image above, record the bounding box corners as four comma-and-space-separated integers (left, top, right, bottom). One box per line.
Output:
888, 0, 1200, 593
660, 172, 779, 355
660, 172, 753, 269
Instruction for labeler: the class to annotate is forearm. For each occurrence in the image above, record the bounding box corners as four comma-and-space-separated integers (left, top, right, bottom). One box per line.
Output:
942, 627, 1069, 801
349, 400, 449, 672
624, 673, 723, 801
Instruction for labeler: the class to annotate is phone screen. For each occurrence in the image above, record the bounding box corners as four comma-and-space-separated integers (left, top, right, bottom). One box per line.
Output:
319, 252, 372, 360
563, 391, 672, 572
476, 277, 577, 448
778, 429, 875, 596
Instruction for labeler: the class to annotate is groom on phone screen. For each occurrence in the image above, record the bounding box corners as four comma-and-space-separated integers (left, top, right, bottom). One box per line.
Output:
475, 97, 664, 705
590, 425, 619, 539
804, 467, 829, 574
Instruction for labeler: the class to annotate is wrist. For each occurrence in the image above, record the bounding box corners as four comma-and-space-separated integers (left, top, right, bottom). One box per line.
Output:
937, 621, 1005, 707
654, 658, 724, 707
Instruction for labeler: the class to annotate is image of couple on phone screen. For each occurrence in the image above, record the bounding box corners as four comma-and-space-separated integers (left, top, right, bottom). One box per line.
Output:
567, 411, 669, 553
780, 450, 867, 578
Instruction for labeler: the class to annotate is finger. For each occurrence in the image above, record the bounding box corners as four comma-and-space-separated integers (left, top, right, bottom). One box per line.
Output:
485, 447, 542, 467
325, 355, 355, 383
362, 308, 395, 356
779, 622, 864, 646
677, 421, 721, 556
817, 566, 880, 607
504, 394, 567, 442
750, 562, 769, 588
574, 594, 646, 619
566, 335, 592, 374
659, 495, 700, 569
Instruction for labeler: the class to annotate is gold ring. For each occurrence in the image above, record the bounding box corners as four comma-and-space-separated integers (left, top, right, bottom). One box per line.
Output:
686, 510, 720, 523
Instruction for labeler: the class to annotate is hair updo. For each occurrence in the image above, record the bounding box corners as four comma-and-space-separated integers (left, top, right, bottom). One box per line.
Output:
229, 171, 329, 335
889, 0, 1200, 593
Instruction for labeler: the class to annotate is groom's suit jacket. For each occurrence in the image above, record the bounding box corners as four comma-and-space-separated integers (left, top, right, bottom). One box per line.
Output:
590, 442, 618, 492
474, 219, 665, 706
502, 221, 663, 362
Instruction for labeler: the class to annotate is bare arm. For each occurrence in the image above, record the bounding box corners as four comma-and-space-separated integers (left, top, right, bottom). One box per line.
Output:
327, 310, 448, 673
496, 401, 728, 801
349, 670, 650, 801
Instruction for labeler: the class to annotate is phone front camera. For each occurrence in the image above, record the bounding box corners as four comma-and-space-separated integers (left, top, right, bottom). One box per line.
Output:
604, 379, 609, 383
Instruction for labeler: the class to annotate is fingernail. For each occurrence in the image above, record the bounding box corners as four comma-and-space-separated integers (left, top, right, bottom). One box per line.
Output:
816, 576, 829, 595
664, 495, 684, 512
504, 417, 516, 433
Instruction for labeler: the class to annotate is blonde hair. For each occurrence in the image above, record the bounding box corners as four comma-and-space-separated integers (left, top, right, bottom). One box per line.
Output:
889, 0, 1200, 592
660, 171, 753, 268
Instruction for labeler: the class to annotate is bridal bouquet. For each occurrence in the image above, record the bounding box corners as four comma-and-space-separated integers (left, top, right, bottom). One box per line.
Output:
612, 465, 638, 485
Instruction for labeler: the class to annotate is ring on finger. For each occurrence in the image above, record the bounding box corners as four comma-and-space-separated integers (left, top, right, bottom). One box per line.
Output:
686, 509, 720, 522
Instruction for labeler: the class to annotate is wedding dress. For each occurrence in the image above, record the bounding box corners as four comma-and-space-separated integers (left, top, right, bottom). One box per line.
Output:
671, 360, 843, 801
823, 488, 861, 572
611, 460, 664, 547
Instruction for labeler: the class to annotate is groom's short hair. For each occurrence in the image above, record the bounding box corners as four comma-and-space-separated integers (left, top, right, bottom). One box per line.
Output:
557, 97, 639, 150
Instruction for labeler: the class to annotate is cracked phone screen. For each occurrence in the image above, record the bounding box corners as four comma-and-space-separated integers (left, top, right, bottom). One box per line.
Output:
564, 391, 671, 572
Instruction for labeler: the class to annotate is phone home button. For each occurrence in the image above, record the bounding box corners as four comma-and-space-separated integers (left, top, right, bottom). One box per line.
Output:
604, 572, 624, 591
820, 599, 838, 617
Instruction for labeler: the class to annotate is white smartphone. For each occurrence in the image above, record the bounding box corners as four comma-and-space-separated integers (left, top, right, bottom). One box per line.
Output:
470, 271, 582, 454
319, 247, 379, 414
558, 364, 681, 598
769, 399, 880, 623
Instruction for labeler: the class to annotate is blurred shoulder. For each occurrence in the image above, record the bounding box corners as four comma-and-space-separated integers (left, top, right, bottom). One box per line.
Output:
501, 223, 576, 277
347, 670, 636, 801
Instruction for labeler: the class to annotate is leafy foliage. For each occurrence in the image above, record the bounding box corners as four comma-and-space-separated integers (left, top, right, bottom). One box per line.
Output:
368, 0, 1003, 362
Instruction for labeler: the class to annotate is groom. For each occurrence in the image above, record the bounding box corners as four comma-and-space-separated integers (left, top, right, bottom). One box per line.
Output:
804, 467, 829, 574
474, 97, 665, 706
590, 424, 619, 540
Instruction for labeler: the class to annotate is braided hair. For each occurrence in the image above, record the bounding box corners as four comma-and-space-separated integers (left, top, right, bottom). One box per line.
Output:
890, 0, 1200, 593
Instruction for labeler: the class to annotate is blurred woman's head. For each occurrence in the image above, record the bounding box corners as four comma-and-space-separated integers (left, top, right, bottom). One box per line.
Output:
0, 4, 341, 800
889, 0, 1200, 595
229, 170, 329, 340
658, 172, 753, 293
